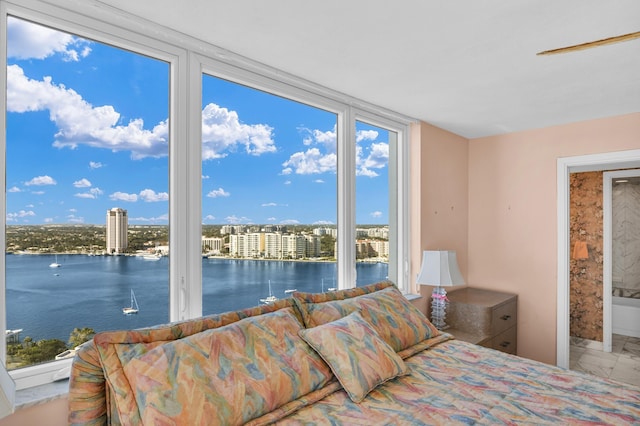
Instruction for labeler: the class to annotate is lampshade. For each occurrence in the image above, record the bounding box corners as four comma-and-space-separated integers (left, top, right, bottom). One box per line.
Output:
0, 363, 15, 419
416, 250, 465, 287
572, 241, 589, 260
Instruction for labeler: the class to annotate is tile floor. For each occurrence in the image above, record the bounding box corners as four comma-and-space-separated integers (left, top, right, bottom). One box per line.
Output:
570, 334, 640, 387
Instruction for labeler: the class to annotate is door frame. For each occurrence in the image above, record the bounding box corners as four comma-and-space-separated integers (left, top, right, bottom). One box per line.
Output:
556, 149, 640, 368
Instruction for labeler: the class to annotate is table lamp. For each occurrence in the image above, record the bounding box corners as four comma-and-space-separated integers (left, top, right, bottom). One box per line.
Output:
416, 250, 465, 330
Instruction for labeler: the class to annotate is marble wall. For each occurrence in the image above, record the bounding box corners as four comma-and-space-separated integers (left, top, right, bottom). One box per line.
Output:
612, 178, 640, 298
569, 172, 603, 341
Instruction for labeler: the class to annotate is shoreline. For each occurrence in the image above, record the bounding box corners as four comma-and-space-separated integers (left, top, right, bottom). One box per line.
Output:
8, 252, 387, 264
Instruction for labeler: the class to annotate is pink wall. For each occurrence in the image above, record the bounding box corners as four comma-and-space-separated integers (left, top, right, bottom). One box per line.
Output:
410, 122, 469, 310
468, 112, 640, 364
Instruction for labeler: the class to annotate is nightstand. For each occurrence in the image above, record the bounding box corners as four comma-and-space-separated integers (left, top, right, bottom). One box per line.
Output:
444, 287, 518, 355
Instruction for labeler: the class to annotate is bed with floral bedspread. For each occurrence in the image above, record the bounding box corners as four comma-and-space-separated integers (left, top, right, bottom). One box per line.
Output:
68, 281, 640, 425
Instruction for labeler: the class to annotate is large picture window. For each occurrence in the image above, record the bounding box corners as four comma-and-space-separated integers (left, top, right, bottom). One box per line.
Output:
1, 0, 410, 390
4, 16, 170, 373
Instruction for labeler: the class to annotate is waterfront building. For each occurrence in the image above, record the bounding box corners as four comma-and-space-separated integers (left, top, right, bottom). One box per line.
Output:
229, 234, 250, 258
282, 234, 306, 259
202, 236, 224, 254
264, 232, 283, 259
106, 207, 128, 254
305, 234, 322, 257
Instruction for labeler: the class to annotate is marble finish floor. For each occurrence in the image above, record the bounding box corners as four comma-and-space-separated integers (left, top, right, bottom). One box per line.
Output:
570, 334, 640, 387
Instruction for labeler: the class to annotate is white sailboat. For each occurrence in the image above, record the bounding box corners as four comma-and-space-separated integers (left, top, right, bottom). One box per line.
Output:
122, 289, 140, 315
49, 254, 61, 268
260, 280, 278, 304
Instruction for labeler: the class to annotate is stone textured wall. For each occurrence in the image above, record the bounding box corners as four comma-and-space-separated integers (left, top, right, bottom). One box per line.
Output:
612, 179, 640, 297
569, 172, 603, 341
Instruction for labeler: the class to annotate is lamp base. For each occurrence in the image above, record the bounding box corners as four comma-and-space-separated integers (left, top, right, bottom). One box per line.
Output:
431, 286, 449, 330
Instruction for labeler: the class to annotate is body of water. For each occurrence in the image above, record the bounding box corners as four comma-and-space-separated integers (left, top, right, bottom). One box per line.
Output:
6, 254, 388, 342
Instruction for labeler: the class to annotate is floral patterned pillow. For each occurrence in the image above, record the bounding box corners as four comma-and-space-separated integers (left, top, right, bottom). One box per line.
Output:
121, 307, 333, 425
299, 310, 410, 403
294, 282, 439, 354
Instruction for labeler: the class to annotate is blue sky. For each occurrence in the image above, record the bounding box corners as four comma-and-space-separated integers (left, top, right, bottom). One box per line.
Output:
6, 17, 390, 226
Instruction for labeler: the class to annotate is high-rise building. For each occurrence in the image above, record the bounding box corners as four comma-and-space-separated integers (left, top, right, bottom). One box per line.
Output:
106, 207, 128, 254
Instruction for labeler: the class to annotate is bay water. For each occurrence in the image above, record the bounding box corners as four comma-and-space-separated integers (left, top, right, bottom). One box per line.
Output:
6, 254, 388, 342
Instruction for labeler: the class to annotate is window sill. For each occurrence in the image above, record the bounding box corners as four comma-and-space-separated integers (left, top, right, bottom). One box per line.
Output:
405, 293, 421, 301
14, 380, 68, 411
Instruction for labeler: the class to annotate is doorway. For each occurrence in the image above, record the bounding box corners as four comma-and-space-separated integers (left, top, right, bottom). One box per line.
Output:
557, 149, 640, 368
604, 170, 640, 343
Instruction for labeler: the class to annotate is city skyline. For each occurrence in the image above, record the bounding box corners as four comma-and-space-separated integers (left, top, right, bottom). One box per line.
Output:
6, 17, 390, 227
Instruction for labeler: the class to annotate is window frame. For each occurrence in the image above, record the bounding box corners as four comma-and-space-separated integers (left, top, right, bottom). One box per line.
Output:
0, 0, 412, 390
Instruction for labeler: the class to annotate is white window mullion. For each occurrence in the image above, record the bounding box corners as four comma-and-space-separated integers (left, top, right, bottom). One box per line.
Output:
337, 108, 357, 289
169, 51, 203, 322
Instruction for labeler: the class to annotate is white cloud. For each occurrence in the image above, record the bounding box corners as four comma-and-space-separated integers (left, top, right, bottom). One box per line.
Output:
6, 210, 36, 221
7, 65, 169, 159
261, 202, 277, 207
139, 189, 169, 202
7, 210, 36, 217
69, 208, 77, 213
67, 214, 85, 224
284, 180, 292, 185
225, 215, 251, 224
207, 187, 230, 198
357, 142, 388, 177
283, 125, 338, 175
25, 175, 56, 186
109, 192, 138, 202
89, 161, 104, 169
7, 17, 92, 62
267, 217, 276, 221
314, 179, 324, 184
204, 214, 216, 221
370, 211, 383, 218
356, 129, 379, 142
313, 220, 334, 225
129, 213, 168, 223
73, 178, 92, 188
299, 125, 336, 150
8, 186, 21, 193
75, 187, 103, 199
25, 204, 34, 208
280, 219, 300, 225
31, 191, 45, 195
202, 175, 210, 179
202, 103, 276, 160
44, 217, 54, 223
282, 147, 336, 175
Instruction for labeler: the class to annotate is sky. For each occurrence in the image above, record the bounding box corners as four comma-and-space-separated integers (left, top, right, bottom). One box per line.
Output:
6, 17, 390, 226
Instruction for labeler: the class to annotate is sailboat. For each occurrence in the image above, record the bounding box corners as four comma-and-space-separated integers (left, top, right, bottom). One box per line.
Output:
122, 289, 140, 315
49, 254, 61, 268
260, 280, 278, 304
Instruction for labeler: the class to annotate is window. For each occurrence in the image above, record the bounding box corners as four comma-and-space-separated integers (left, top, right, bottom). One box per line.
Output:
0, 0, 410, 389
200, 74, 338, 311
3, 15, 171, 383
355, 121, 394, 287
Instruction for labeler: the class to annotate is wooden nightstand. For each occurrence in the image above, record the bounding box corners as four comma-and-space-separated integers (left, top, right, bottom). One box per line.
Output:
444, 287, 518, 355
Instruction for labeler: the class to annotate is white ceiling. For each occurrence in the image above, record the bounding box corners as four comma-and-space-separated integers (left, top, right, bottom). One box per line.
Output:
94, 0, 640, 138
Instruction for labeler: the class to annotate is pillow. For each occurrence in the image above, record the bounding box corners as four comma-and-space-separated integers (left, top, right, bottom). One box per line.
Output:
121, 307, 334, 426
294, 282, 439, 353
299, 310, 410, 403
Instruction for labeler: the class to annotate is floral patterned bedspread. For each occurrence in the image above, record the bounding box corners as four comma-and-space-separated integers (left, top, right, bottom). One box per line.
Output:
275, 339, 640, 425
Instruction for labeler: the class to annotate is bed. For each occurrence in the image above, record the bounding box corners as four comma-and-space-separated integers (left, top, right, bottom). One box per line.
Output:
68, 281, 640, 425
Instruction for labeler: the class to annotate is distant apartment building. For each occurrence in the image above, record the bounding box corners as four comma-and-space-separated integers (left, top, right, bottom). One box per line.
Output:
313, 227, 337, 238
356, 239, 389, 259
220, 225, 246, 235
202, 236, 224, 254
106, 207, 128, 254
